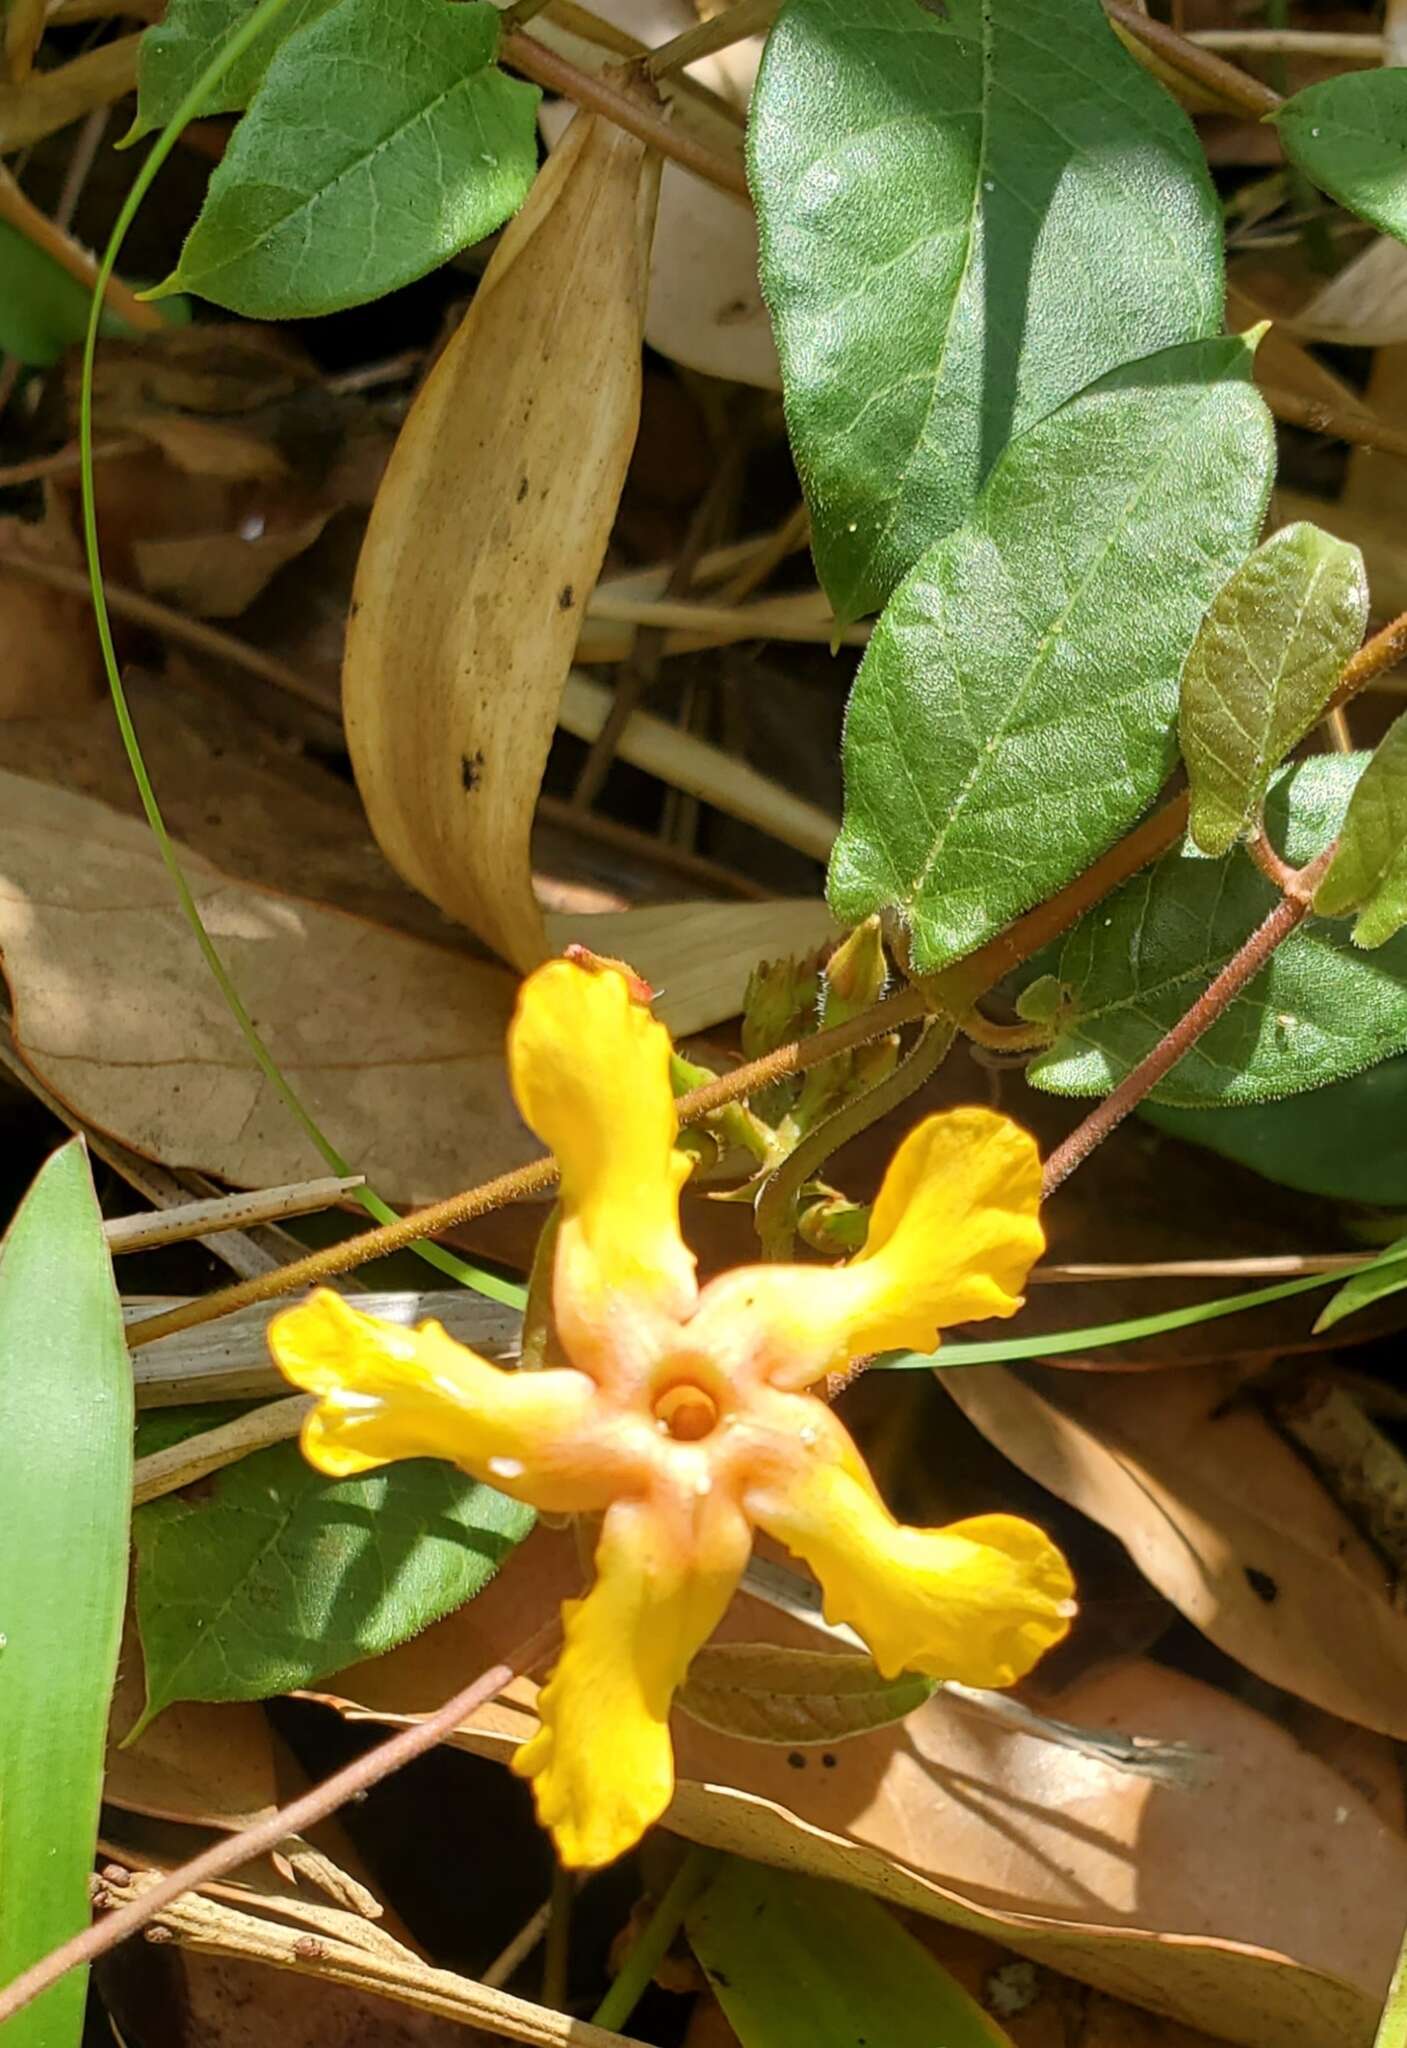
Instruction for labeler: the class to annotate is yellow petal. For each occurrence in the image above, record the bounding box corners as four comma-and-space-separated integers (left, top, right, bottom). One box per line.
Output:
268, 1289, 635, 1511
745, 1437, 1074, 1688
691, 1107, 1043, 1388
513, 1494, 749, 1868
509, 959, 697, 1376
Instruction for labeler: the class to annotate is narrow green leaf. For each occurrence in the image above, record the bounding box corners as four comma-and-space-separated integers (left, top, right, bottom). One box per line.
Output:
879, 1242, 1407, 1370
1275, 70, 1407, 246
749, 0, 1223, 624
677, 1644, 934, 1746
1180, 522, 1368, 857
829, 333, 1274, 975
1314, 711, 1407, 947
126, 0, 345, 142
1316, 1233, 1407, 1333
1143, 1052, 1407, 1205
132, 1439, 533, 1723
0, 1141, 132, 2047
155, 0, 539, 317
1025, 754, 1407, 1107
687, 1859, 1015, 2047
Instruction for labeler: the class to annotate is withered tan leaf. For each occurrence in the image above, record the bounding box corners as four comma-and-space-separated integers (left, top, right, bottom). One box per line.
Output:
345, 108, 660, 970
945, 1364, 1407, 1738
0, 772, 822, 1199
0, 33, 138, 148
322, 1535, 1401, 2048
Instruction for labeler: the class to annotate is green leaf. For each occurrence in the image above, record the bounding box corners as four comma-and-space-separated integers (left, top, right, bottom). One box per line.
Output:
829, 334, 1274, 975
1314, 711, 1407, 947
687, 1860, 1015, 2047
127, 0, 346, 143
0, 221, 144, 365
749, 0, 1223, 624
0, 1141, 132, 2048
1143, 1053, 1407, 1206
1274, 70, 1407, 246
1315, 1235, 1407, 1333
132, 1438, 533, 1723
677, 1644, 934, 1745
1025, 754, 1407, 1107
1180, 521, 1368, 857
155, 0, 540, 317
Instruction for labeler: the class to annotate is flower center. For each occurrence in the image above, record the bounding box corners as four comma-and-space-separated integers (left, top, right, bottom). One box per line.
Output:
653, 1383, 719, 1441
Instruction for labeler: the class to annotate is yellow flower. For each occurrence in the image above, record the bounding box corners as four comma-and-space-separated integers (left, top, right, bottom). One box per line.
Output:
269, 960, 1075, 1870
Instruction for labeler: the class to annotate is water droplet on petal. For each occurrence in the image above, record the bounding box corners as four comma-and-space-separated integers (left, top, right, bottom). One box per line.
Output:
489, 1455, 525, 1479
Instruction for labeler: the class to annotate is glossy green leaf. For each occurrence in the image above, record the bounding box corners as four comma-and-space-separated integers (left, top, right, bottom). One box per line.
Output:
830, 334, 1274, 975
1316, 1235, 1407, 1333
749, 0, 1223, 624
687, 1860, 1015, 2047
678, 1644, 934, 1746
126, 0, 345, 143
154, 0, 539, 317
0, 1141, 132, 2048
1143, 1053, 1407, 1206
1026, 754, 1407, 1107
1314, 711, 1407, 947
1180, 521, 1368, 857
132, 1437, 532, 1724
1275, 70, 1407, 246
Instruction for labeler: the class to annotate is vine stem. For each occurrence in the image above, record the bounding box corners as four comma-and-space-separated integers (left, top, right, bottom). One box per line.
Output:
500, 29, 749, 200
1041, 845, 1336, 1197
0, 1624, 559, 2029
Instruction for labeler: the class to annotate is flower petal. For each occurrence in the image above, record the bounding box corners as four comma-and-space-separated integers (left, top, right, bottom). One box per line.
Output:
509, 960, 696, 1377
513, 1493, 749, 1868
269, 1289, 637, 1510
745, 1434, 1074, 1688
691, 1107, 1043, 1388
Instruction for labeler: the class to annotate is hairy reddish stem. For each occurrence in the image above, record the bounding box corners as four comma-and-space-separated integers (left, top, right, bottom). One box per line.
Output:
1042, 846, 1336, 1195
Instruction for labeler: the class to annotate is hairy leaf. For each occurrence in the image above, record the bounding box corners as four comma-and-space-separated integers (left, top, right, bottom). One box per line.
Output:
830, 334, 1274, 974
155, 0, 539, 317
678, 1643, 934, 1745
687, 1861, 1015, 2048
133, 1438, 533, 1723
749, 0, 1223, 623
1027, 755, 1407, 1107
1180, 522, 1367, 857
0, 1143, 131, 2048
1144, 1052, 1407, 1205
1275, 70, 1407, 246
1314, 711, 1407, 947
127, 0, 343, 141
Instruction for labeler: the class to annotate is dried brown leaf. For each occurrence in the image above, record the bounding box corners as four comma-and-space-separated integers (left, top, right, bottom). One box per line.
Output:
945, 1364, 1407, 1736
345, 108, 660, 969
322, 1535, 1403, 2047
0, 34, 138, 147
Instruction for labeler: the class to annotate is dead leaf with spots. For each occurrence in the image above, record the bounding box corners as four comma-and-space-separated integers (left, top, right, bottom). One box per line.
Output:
344, 108, 661, 970
944, 1364, 1407, 1738
315, 1533, 1403, 2048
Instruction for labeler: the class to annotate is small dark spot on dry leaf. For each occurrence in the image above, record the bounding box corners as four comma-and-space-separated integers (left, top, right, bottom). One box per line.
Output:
461, 750, 485, 793
558, 584, 575, 610
516, 475, 530, 502
1244, 1565, 1279, 1604
786, 1750, 806, 1769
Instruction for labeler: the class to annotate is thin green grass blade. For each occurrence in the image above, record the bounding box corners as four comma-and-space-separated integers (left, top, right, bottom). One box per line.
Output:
0, 1140, 133, 2042
77, 2, 524, 1310
877, 1241, 1407, 1370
